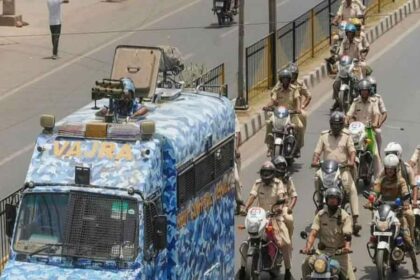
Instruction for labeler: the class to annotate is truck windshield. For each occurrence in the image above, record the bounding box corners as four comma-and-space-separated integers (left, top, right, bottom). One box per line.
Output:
13, 192, 139, 262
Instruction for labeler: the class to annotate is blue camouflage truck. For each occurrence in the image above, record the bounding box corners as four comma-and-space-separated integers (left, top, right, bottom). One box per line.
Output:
1, 46, 236, 279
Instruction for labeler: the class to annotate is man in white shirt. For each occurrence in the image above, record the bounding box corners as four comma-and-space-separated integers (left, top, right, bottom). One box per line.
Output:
47, 0, 68, 59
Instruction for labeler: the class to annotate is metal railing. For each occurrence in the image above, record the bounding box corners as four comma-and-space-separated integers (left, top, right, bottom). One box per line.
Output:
245, 0, 396, 103
194, 63, 228, 96
0, 187, 22, 274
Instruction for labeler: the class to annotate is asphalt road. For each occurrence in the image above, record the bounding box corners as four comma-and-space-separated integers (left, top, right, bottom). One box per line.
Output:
234, 12, 420, 279
0, 0, 322, 199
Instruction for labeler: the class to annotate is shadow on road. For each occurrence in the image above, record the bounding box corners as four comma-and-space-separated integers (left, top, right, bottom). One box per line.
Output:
358, 263, 412, 279
205, 22, 236, 29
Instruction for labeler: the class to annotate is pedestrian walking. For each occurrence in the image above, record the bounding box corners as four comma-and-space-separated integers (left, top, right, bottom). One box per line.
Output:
47, 0, 69, 59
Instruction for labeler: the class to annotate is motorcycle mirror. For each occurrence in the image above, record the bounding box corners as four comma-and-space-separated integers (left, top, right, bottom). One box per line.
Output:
394, 197, 402, 207
237, 225, 245, 230
362, 190, 370, 199
300, 231, 308, 239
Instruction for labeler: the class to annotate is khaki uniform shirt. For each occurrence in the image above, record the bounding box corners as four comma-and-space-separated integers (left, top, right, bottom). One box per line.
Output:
337, 2, 362, 21
374, 94, 387, 114
339, 38, 362, 60
314, 129, 356, 163
346, 97, 380, 125
373, 176, 409, 202
341, 0, 366, 11
410, 146, 420, 175
271, 83, 300, 111
250, 178, 286, 211
293, 79, 312, 100
311, 208, 352, 249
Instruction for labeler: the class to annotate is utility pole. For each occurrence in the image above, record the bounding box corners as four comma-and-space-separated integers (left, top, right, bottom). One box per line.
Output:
235, 0, 248, 110
268, 0, 277, 86
269, 0, 277, 34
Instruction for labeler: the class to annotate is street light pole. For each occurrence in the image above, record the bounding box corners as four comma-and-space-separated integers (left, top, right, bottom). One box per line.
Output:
235, 0, 248, 110
268, 0, 277, 86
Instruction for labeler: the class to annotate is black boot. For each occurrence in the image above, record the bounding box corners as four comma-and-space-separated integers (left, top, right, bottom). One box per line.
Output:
284, 269, 292, 280
409, 250, 420, 279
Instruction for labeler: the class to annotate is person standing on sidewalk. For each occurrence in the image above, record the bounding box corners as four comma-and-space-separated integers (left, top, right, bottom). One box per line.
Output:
47, 0, 69, 59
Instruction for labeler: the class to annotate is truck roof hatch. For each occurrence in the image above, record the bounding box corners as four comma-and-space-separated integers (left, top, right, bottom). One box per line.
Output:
110, 45, 162, 99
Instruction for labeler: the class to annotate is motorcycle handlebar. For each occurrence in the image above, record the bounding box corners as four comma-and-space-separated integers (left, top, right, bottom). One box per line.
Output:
310, 162, 350, 169
262, 106, 301, 115
299, 249, 353, 256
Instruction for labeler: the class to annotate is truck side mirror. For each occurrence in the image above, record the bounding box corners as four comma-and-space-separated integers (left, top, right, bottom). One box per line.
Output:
152, 215, 167, 250
5, 204, 17, 238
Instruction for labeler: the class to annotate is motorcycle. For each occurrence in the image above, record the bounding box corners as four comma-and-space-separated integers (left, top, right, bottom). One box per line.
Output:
312, 160, 351, 215
348, 121, 376, 188
363, 191, 409, 279
325, 20, 348, 75
212, 0, 236, 26
238, 200, 285, 280
334, 56, 363, 114
264, 106, 299, 166
414, 175, 420, 253
300, 231, 351, 280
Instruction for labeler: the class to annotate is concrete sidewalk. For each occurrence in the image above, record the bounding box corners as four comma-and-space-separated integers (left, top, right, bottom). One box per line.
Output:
236, 0, 416, 146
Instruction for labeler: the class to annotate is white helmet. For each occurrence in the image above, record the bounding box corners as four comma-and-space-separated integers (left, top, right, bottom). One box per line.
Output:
383, 154, 399, 169
384, 142, 403, 159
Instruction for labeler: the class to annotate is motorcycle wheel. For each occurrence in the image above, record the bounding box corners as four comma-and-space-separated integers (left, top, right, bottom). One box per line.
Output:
337, 90, 348, 113
415, 227, 420, 253
375, 250, 388, 280
286, 157, 294, 168
245, 254, 259, 280
258, 271, 271, 280
273, 145, 281, 160
217, 13, 224, 25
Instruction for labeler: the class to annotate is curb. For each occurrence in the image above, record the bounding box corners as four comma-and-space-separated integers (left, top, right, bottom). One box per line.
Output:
238, 0, 418, 146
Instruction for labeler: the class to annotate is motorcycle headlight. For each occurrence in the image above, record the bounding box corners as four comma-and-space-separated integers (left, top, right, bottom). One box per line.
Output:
314, 258, 328, 274
377, 221, 389, 232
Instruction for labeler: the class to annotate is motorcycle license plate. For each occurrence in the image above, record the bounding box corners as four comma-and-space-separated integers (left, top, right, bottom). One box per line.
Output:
311, 272, 331, 278
373, 231, 392, 236
215, 1, 224, 7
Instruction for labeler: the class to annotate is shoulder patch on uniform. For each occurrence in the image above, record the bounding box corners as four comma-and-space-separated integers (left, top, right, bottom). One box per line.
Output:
273, 178, 281, 183
340, 209, 350, 219
289, 84, 297, 90
341, 128, 350, 135
255, 179, 262, 183
353, 97, 361, 102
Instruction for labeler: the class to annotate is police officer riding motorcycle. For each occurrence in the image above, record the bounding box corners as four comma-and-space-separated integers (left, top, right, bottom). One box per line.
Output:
301, 187, 356, 280
241, 161, 293, 280
212, 0, 237, 25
